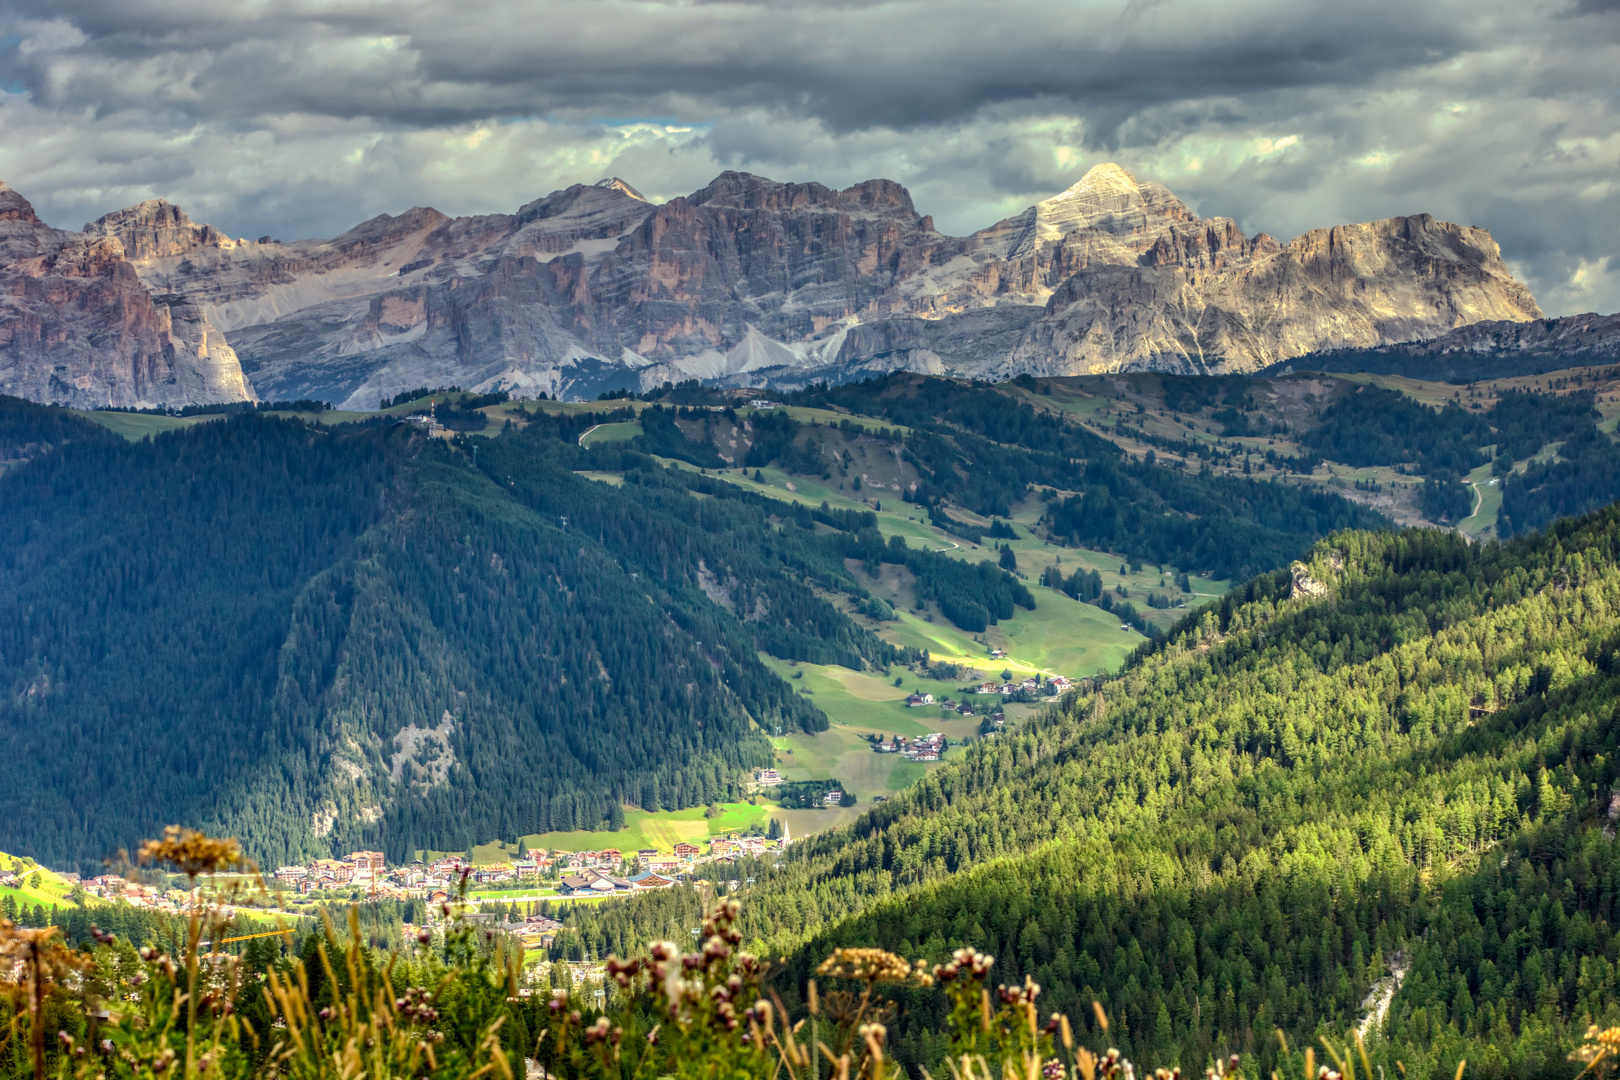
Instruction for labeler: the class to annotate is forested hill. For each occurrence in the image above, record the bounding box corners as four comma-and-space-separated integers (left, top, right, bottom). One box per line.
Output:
0, 375, 1414, 869
773, 374, 1392, 580
569, 507, 1620, 1077
0, 395, 118, 459
0, 402, 990, 869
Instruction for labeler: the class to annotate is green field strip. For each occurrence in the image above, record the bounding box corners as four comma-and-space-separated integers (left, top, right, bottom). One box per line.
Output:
579, 420, 642, 447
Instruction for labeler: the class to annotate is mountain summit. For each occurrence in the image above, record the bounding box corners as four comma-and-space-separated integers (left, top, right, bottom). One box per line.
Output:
0, 180, 256, 408
984, 162, 1195, 261
0, 167, 1541, 406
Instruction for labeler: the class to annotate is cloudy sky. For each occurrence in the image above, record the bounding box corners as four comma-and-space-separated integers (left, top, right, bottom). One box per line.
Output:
1, 0, 1616, 315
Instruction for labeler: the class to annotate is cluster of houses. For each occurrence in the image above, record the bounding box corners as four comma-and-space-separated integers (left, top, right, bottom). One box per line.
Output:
35, 827, 795, 922
905, 691, 979, 717
407, 911, 572, 951
901, 675, 1070, 713
264, 835, 790, 904
558, 867, 679, 895
974, 674, 1071, 696
551, 835, 784, 895
873, 731, 947, 761
267, 851, 427, 898
76, 877, 201, 915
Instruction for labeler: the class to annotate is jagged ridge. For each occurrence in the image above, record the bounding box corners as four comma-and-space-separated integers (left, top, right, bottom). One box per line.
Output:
0, 165, 1544, 407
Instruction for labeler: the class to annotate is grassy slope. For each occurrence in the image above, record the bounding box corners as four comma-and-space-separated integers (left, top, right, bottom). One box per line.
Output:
579, 421, 642, 447
1458, 461, 1504, 540
761, 655, 981, 791
1000, 371, 1620, 534
0, 852, 81, 909
72, 411, 223, 440
559, 413, 1224, 814
458, 803, 774, 861
748, 405, 911, 437
705, 462, 1213, 636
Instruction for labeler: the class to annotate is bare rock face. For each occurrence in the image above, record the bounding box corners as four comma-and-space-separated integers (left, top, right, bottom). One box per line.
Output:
155, 294, 257, 403
1290, 561, 1331, 599
1323, 310, 1620, 367
83, 199, 236, 259
1003, 174, 1541, 376
2, 164, 1545, 406
0, 181, 256, 408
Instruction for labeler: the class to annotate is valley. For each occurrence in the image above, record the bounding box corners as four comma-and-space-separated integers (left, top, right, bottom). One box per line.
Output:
8, 7, 1620, 1077
7, 358, 1620, 1079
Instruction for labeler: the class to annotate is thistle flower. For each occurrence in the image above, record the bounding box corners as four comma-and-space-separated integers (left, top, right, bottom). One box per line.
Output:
817, 947, 924, 984
1575, 1025, 1620, 1071
933, 947, 995, 982
137, 826, 244, 879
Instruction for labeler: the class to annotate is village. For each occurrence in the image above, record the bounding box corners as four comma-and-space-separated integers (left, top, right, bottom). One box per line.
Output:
45, 663, 1080, 928
60, 830, 793, 923
891, 672, 1074, 740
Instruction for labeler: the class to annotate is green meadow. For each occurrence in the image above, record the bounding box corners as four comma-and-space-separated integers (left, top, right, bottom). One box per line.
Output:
1459, 461, 1505, 540
436, 802, 776, 865
73, 410, 223, 440
579, 420, 642, 447
0, 852, 83, 909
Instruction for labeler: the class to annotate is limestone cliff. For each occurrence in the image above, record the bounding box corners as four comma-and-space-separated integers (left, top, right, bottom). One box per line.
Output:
1005, 209, 1541, 376
1, 165, 1545, 406
0, 181, 256, 407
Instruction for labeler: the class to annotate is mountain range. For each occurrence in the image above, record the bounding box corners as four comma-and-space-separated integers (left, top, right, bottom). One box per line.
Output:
0, 165, 1550, 408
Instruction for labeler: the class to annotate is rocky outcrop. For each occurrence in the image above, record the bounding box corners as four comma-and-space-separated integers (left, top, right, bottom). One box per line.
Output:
1002, 211, 1540, 376
1268, 310, 1620, 381
83, 199, 239, 259
0, 181, 256, 408
1290, 561, 1331, 599
155, 294, 257, 403
2, 165, 1545, 406
123, 180, 658, 406
1413, 310, 1620, 357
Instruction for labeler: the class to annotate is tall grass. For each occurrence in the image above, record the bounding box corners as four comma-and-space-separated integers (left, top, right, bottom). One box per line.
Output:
0, 829, 1558, 1080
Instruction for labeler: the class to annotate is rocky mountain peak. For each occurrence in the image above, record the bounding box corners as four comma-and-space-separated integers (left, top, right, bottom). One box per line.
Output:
1, 168, 1552, 408
0, 181, 42, 226
0, 179, 257, 407
594, 177, 648, 202
84, 199, 234, 260
970, 162, 1197, 268
334, 206, 452, 244
690, 171, 818, 209
1036, 163, 1148, 223
1070, 162, 1141, 197
88, 197, 189, 231
1033, 163, 1192, 240
686, 172, 920, 218
841, 178, 918, 215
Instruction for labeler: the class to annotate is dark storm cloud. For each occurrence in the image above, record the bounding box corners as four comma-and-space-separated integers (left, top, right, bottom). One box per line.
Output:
0, 0, 1615, 314
1, 0, 1478, 134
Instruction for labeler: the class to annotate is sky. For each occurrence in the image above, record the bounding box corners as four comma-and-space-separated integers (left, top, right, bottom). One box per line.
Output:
0, 0, 1616, 317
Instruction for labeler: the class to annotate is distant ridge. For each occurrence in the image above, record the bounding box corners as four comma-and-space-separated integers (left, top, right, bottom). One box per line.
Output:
1, 165, 1543, 406
1268, 310, 1620, 382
